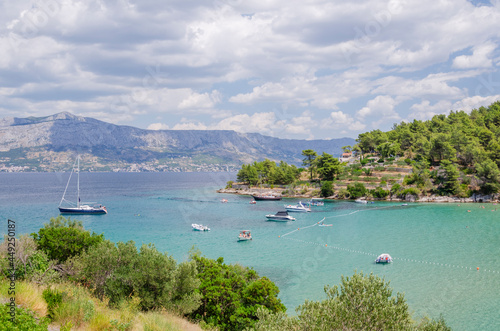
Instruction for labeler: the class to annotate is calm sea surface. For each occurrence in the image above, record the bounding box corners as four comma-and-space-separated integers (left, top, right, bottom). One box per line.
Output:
1, 172, 499, 330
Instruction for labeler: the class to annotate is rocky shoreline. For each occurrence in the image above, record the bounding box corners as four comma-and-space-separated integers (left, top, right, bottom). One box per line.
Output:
217, 187, 499, 203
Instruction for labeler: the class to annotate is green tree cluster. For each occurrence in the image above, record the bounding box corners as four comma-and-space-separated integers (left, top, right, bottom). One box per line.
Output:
189, 253, 285, 330
237, 159, 299, 185
355, 102, 500, 195
73, 240, 201, 314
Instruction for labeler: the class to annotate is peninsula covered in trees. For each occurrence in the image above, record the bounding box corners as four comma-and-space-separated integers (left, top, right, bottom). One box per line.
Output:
229, 102, 500, 201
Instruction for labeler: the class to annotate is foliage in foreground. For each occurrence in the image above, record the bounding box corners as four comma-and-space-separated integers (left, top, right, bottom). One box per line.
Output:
31, 215, 104, 263
190, 253, 286, 331
72, 240, 202, 314
0, 303, 49, 331
253, 271, 451, 331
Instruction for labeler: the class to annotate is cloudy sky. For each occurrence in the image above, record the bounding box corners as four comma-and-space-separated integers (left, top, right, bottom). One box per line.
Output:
1, 0, 500, 139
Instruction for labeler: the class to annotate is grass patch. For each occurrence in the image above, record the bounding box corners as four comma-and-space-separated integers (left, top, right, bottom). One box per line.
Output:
0, 280, 47, 317
0, 280, 201, 331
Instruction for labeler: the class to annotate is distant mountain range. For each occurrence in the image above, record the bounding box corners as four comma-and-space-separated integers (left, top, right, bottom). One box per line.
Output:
0, 112, 355, 172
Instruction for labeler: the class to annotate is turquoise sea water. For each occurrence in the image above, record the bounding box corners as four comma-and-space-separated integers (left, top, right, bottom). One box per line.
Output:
1, 172, 499, 330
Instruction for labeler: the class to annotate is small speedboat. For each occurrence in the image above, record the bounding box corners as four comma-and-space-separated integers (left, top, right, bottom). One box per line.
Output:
375, 253, 393, 263
238, 230, 252, 241
192, 223, 210, 231
309, 198, 324, 206
249, 200, 256, 204
355, 199, 368, 204
266, 211, 296, 221
285, 201, 311, 212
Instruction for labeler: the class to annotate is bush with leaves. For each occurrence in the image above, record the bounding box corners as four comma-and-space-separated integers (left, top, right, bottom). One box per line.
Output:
371, 187, 389, 199
189, 253, 285, 330
0, 234, 53, 282
0, 303, 50, 331
31, 216, 104, 263
72, 240, 201, 314
347, 182, 367, 199
320, 181, 333, 197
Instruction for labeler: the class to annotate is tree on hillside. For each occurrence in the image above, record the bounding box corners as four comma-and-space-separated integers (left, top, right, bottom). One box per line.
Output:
441, 160, 461, 195
429, 133, 456, 163
316, 152, 343, 181
341, 145, 352, 153
301, 149, 317, 180
475, 159, 500, 194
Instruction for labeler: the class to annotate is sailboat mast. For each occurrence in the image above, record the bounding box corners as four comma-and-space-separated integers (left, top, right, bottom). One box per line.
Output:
77, 155, 80, 208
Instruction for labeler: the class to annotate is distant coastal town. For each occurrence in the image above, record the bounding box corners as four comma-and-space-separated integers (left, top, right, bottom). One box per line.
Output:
0, 151, 239, 173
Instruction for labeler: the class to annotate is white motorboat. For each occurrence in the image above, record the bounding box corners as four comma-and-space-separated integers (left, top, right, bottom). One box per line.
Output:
285, 201, 311, 212
355, 199, 368, 204
375, 253, 393, 263
266, 211, 296, 222
308, 198, 324, 206
238, 230, 252, 241
192, 223, 210, 231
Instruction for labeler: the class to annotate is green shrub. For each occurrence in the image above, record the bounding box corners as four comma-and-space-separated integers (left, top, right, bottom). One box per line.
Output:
73, 241, 201, 314
390, 183, 402, 196
0, 303, 50, 331
225, 181, 233, 189
42, 288, 63, 320
320, 181, 334, 197
371, 187, 389, 199
189, 254, 285, 330
401, 187, 421, 196
31, 217, 104, 263
337, 188, 350, 199
347, 182, 367, 199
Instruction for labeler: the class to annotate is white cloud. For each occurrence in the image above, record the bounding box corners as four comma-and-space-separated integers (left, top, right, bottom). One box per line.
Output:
452, 94, 500, 112
147, 123, 170, 130
453, 42, 497, 69
172, 121, 208, 130
1, 0, 500, 139
408, 100, 453, 121
213, 112, 280, 135
355, 95, 401, 129
322, 111, 366, 132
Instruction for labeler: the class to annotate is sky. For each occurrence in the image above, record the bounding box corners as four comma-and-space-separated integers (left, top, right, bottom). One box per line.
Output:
1, 0, 500, 140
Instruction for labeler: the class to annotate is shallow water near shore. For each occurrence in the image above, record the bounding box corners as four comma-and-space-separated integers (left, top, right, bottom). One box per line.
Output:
1, 172, 499, 330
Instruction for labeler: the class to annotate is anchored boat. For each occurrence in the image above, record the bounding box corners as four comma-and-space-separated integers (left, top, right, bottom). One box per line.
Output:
375, 253, 393, 263
192, 224, 210, 231
285, 201, 311, 212
266, 211, 296, 221
58, 155, 107, 215
238, 230, 252, 241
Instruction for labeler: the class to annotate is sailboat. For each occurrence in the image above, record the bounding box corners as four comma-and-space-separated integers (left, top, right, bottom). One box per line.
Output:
58, 156, 107, 215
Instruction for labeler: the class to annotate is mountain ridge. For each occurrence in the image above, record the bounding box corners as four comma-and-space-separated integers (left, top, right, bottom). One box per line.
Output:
0, 112, 355, 172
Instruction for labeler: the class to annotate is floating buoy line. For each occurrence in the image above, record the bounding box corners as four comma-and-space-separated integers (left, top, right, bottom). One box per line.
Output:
278, 206, 500, 275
